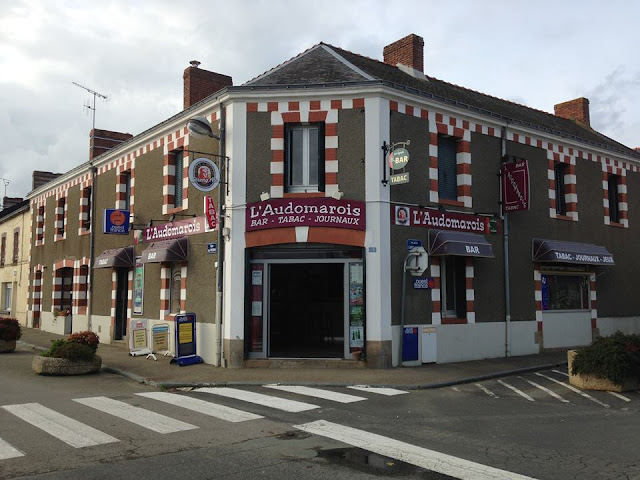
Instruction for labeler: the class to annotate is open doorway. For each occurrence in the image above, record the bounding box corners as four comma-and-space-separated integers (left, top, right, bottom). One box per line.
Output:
269, 263, 344, 358
114, 268, 128, 340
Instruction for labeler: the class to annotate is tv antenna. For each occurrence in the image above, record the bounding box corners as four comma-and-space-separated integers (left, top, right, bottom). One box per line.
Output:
0, 178, 9, 208
72, 82, 109, 130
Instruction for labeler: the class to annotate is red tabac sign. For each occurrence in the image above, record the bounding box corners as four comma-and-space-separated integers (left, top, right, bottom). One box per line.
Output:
501, 160, 530, 213
393, 205, 499, 234
204, 195, 217, 230
246, 198, 365, 231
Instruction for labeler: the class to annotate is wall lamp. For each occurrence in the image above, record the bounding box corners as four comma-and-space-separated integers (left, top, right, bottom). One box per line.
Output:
260, 192, 270, 202
332, 190, 344, 200
187, 116, 221, 140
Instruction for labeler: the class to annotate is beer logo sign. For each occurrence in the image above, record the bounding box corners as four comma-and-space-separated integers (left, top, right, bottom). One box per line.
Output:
188, 157, 220, 192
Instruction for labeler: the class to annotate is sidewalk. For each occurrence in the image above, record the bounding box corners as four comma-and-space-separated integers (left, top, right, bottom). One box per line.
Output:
18, 327, 568, 389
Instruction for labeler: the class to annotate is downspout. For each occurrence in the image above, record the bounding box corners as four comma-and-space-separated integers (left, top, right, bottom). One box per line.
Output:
501, 126, 511, 357
87, 165, 98, 332
215, 105, 226, 367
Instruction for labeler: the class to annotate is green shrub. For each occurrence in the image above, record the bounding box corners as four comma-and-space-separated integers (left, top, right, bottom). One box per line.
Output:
0, 318, 22, 342
68, 331, 100, 352
41, 339, 68, 357
572, 331, 640, 385
51, 342, 95, 362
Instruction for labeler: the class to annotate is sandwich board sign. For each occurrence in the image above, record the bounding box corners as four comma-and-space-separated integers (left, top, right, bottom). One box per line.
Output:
170, 313, 203, 366
129, 318, 151, 357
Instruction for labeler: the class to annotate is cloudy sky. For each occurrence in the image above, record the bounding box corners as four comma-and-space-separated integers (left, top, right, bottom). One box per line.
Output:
1, 0, 638, 201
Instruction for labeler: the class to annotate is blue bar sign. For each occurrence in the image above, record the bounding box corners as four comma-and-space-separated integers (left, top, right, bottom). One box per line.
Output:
407, 239, 422, 251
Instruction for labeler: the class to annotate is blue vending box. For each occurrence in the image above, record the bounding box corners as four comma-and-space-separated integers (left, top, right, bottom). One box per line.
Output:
402, 327, 419, 362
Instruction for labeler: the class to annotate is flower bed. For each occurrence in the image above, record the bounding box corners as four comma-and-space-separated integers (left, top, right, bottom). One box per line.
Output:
0, 317, 21, 353
33, 330, 102, 376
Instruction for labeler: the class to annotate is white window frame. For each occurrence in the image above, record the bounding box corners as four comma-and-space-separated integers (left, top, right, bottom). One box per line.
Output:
2, 282, 12, 312
286, 125, 320, 193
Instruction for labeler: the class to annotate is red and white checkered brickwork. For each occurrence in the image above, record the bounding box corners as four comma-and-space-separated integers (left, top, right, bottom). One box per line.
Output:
590, 272, 597, 329
247, 99, 364, 199
127, 269, 133, 324
53, 192, 67, 242
78, 181, 92, 236
548, 157, 578, 221
52, 259, 74, 311
110, 270, 117, 328
602, 162, 628, 228
180, 265, 187, 313
31, 265, 44, 327
428, 257, 476, 325
159, 264, 171, 320
533, 266, 544, 335
34, 203, 45, 246
115, 161, 134, 219
72, 258, 90, 315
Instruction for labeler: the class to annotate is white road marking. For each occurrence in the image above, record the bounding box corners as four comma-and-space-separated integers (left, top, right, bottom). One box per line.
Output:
264, 385, 366, 403
347, 385, 408, 396
552, 369, 569, 377
73, 397, 198, 433
195, 387, 319, 412
518, 376, 569, 403
0, 437, 25, 460
534, 373, 610, 408
1, 403, 118, 448
136, 392, 264, 422
295, 420, 537, 480
475, 383, 498, 398
608, 392, 631, 402
497, 380, 535, 402
451, 386, 461, 392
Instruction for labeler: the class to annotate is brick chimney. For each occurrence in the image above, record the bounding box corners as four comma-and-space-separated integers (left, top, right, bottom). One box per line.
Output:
32, 171, 62, 190
90, 129, 133, 161
183, 61, 233, 109
554, 97, 591, 127
2, 197, 23, 209
383, 34, 424, 73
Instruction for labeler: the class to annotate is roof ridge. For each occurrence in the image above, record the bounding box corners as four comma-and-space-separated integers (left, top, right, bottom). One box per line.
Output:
243, 43, 324, 86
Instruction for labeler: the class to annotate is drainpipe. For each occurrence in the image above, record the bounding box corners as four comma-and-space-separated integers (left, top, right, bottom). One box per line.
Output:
87, 165, 98, 332
215, 105, 226, 367
501, 126, 511, 357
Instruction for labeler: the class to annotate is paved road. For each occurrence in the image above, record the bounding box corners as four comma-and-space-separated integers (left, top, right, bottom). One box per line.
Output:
1, 345, 638, 479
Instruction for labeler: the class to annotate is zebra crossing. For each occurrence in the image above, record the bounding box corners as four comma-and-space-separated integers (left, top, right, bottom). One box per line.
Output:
0, 384, 407, 462
458, 369, 637, 408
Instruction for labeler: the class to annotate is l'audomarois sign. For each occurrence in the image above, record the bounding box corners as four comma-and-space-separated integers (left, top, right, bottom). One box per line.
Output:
246, 198, 365, 231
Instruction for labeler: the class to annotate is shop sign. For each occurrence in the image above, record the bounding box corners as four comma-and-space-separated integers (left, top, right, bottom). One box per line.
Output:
206, 242, 217, 254
189, 157, 220, 192
501, 160, 530, 213
103, 209, 130, 234
246, 198, 365, 232
393, 205, 499, 234
170, 313, 203, 366
152, 324, 170, 352
390, 172, 410, 185
348, 262, 365, 351
413, 277, 435, 289
407, 239, 422, 251
204, 195, 217, 230
388, 147, 410, 170
133, 257, 144, 315
135, 216, 211, 244
128, 318, 151, 356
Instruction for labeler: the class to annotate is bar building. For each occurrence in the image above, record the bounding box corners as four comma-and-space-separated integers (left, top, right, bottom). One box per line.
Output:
27, 34, 640, 367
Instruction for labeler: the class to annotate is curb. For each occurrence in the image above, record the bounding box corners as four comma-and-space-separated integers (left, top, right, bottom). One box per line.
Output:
17, 339, 567, 390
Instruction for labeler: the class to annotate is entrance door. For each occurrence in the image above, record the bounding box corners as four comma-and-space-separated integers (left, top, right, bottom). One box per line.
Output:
60, 268, 73, 334
114, 268, 128, 340
269, 263, 344, 358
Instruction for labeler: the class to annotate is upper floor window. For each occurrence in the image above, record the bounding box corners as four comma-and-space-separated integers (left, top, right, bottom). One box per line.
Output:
554, 162, 567, 216
123, 171, 131, 211
12, 231, 19, 264
55, 196, 66, 238
0, 235, 5, 267
608, 174, 620, 223
36, 205, 45, 243
174, 150, 184, 208
285, 124, 325, 193
438, 135, 457, 201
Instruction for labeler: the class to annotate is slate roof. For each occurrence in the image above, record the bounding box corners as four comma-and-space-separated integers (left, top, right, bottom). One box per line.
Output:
245, 44, 639, 159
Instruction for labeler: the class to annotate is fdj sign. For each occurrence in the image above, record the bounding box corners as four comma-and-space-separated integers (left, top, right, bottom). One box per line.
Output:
388, 147, 410, 170
103, 209, 130, 234
171, 313, 203, 366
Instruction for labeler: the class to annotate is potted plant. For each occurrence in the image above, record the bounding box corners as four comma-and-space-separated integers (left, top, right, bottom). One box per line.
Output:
0, 317, 22, 353
33, 330, 102, 375
568, 331, 640, 392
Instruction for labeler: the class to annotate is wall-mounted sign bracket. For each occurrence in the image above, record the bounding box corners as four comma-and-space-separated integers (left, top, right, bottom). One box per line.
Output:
381, 140, 410, 186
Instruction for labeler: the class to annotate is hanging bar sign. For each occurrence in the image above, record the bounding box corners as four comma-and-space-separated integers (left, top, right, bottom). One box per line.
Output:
388, 147, 410, 170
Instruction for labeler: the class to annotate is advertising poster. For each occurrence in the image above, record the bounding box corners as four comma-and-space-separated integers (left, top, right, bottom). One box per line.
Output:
348, 262, 365, 350
133, 257, 144, 315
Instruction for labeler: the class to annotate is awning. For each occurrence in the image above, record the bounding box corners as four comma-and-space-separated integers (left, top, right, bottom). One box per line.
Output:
532, 238, 614, 265
428, 230, 495, 257
140, 237, 189, 263
94, 246, 135, 268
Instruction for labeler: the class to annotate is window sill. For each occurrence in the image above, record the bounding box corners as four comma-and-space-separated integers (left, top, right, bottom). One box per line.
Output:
283, 192, 325, 198
438, 199, 464, 208
608, 220, 625, 228
554, 214, 575, 222
167, 206, 187, 215
441, 317, 467, 325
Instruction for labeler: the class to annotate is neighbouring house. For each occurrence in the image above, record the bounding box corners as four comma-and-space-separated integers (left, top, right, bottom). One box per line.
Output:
27, 34, 640, 368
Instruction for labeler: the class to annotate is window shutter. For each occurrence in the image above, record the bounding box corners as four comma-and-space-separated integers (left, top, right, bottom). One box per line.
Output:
438, 136, 457, 200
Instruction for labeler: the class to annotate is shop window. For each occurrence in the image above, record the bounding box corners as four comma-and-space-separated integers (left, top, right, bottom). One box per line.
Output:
438, 135, 457, 201
174, 150, 184, 208
12, 230, 19, 264
169, 263, 182, 314
554, 162, 566, 216
285, 123, 325, 193
440, 256, 466, 319
0, 235, 5, 267
541, 274, 589, 310
608, 174, 620, 223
